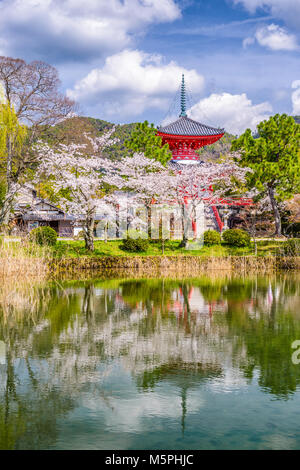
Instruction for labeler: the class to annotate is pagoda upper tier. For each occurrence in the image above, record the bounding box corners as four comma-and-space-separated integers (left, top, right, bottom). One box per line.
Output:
157, 75, 225, 162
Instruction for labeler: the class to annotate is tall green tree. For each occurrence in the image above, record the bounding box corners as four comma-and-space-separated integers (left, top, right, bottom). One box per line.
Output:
231, 114, 300, 236
125, 120, 171, 166
0, 101, 27, 225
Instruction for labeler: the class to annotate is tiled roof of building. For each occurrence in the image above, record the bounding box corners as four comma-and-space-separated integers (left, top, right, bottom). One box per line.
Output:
158, 116, 224, 136
22, 213, 76, 221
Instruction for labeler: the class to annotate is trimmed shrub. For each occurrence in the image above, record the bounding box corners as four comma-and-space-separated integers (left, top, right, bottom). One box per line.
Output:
29, 226, 57, 246
203, 230, 221, 246
282, 239, 300, 256
126, 229, 148, 240
120, 237, 149, 252
222, 228, 251, 247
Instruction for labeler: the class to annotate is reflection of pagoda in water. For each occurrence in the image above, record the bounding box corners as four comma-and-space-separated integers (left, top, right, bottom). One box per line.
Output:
171, 285, 220, 318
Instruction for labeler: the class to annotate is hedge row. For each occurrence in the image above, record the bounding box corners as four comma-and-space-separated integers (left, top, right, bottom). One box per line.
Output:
204, 229, 251, 247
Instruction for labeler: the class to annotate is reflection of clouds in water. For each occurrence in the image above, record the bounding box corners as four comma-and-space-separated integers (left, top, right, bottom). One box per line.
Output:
83, 383, 205, 433
208, 367, 249, 394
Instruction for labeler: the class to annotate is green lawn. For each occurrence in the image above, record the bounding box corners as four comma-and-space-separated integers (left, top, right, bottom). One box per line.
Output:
51, 239, 287, 258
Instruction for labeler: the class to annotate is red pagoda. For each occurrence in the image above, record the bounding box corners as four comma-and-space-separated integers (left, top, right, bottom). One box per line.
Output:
157, 74, 225, 163
156, 75, 252, 232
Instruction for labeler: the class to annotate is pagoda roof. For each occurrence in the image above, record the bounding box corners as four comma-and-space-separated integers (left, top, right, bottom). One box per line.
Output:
158, 116, 224, 137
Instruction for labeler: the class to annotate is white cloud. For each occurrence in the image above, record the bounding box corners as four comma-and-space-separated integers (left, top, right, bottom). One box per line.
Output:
242, 23, 298, 51
0, 0, 181, 62
188, 92, 272, 135
67, 49, 205, 118
255, 24, 298, 50
243, 36, 255, 48
232, 0, 300, 29
243, 23, 298, 50
292, 80, 300, 115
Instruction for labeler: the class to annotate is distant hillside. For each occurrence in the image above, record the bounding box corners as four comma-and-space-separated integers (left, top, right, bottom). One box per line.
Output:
43, 116, 136, 160
87, 118, 137, 160
293, 116, 300, 124
44, 117, 236, 162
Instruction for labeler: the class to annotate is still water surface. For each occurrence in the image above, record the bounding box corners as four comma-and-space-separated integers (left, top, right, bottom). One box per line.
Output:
1, 274, 300, 449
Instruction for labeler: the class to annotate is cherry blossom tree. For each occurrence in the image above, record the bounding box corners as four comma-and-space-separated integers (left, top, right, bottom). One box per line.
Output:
123, 157, 250, 246
165, 159, 250, 246
35, 128, 124, 251
107, 154, 251, 246
110, 153, 169, 238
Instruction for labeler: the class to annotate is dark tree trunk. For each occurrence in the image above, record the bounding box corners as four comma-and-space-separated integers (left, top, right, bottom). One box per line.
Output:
268, 186, 282, 237
179, 203, 188, 248
116, 205, 120, 238
146, 203, 151, 240
84, 216, 95, 251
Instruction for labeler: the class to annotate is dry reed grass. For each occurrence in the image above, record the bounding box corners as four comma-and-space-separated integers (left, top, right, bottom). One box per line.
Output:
0, 243, 46, 318
0, 241, 51, 317
0, 239, 50, 280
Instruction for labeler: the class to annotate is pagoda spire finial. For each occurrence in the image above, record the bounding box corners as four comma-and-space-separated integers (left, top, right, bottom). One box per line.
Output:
180, 73, 187, 117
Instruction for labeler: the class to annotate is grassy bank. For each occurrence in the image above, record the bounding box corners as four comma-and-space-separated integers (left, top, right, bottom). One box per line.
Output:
51, 239, 288, 258
1, 238, 299, 281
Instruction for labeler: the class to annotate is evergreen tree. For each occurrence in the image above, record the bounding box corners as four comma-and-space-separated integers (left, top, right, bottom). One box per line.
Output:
125, 120, 171, 166
231, 114, 300, 236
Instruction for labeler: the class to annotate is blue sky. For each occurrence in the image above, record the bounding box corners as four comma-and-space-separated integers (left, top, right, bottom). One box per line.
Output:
0, 0, 299, 134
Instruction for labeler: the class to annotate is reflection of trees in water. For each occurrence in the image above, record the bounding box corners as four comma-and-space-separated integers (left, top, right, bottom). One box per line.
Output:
136, 362, 222, 435
0, 349, 75, 449
117, 275, 300, 400
0, 285, 84, 449
225, 298, 300, 398
212, 276, 300, 398
220, 276, 300, 398
0, 274, 300, 447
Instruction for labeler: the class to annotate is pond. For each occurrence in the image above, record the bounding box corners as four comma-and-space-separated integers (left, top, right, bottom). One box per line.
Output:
0, 273, 300, 450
